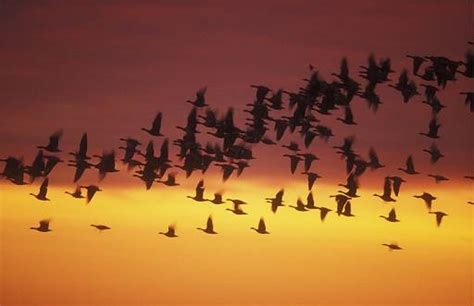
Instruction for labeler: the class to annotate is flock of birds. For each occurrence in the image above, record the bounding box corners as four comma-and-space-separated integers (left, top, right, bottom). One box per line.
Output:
3, 45, 474, 251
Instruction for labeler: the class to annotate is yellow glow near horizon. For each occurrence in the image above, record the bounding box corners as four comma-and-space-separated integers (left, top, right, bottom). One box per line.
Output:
1, 181, 472, 305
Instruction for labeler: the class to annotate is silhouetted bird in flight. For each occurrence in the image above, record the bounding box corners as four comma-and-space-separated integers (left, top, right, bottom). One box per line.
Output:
297, 153, 319, 173
187, 179, 206, 202
142, 112, 163, 136
158, 172, 180, 186
336, 106, 357, 125
422, 96, 445, 114
380, 208, 400, 222
341, 201, 355, 217
389, 69, 419, 103
414, 192, 436, 211
423, 143, 444, 164
429, 211, 447, 227
226, 200, 247, 215
316, 206, 332, 222
37, 130, 63, 152
427, 174, 449, 183
368, 147, 384, 170
30, 178, 50, 201
283, 154, 302, 174
388, 176, 406, 196
80, 185, 101, 204
406, 55, 427, 76
187, 87, 208, 107
419, 117, 441, 139
91, 224, 111, 232
266, 189, 285, 213
373, 177, 396, 202
398, 155, 419, 175
290, 198, 308, 212
43, 155, 63, 176
382, 243, 402, 251
30, 219, 51, 232
420, 84, 439, 102
69, 133, 90, 160
305, 172, 322, 190
208, 192, 225, 204
65, 186, 85, 199
251, 218, 269, 234
159, 224, 178, 238
197, 215, 218, 234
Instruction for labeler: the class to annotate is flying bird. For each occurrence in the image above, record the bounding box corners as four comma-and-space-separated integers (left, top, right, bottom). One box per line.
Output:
251, 218, 269, 234
30, 219, 52, 232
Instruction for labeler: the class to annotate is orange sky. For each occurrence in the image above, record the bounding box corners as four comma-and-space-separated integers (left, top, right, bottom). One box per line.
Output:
1, 0, 473, 305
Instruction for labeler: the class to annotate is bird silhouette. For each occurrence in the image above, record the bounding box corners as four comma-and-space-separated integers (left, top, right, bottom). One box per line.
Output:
427, 174, 449, 183
414, 192, 436, 211
208, 192, 225, 204
91, 224, 111, 232
382, 243, 402, 251
80, 185, 101, 204
37, 130, 63, 152
159, 224, 178, 237
380, 208, 400, 222
30, 219, 52, 232
187, 179, 206, 202
341, 201, 355, 217
423, 143, 444, 164
297, 153, 319, 173
429, 211, 448, 227
30, 178, 50, 201
158, 172, 180, 186
251, 218, 269, 234
388, 176, 406, 196
65, 186, 85, 199
290, 198, 308, 212
197, 215, 218, 234
142, 112, 163, 136
419, 117, 441, 139
187, 87, 208, 108
69, 133, 90, 160
305, 172, 322, 190
398, 155, 419, 175
266, 189, 285, 213
373, 177, 396, 202
226, 200, 247, 215
316, 206, 332, 222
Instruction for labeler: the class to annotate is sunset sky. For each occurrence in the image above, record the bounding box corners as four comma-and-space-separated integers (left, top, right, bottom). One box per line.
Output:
1, 1, 473, 305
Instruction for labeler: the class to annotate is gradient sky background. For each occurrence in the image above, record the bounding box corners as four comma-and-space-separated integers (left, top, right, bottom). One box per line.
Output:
1, 0, 473, 305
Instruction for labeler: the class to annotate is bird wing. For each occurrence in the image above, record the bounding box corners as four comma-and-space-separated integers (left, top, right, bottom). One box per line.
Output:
79, 133, 88, 156
258, 218, 266, 232
39, 178, 49, 197
388, 208, 396, 220
152, 112, 162, 132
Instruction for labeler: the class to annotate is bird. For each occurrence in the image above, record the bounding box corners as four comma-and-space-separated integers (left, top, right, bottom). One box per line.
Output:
142, 112, 163, 136
380, 208, 400, 222
69, 133, 90, 160
382, 243, 402, 251
414, 192, 436, 211
388, 176, 406, 196
208, 192, 225, 204
159, 224, 178, 237
197, 216, 218, 234
427, 174, 449, 183
226, 200, 247, 215
30, 219, 52, 232
65, 186, 85, 199
429, 211, 448, 227
266, 189, 285, 213
251, 218, 269, 234
305, 192, 317, 209
187, 179, 206, 202
316, 206, 332, 222
30, 178, 50, 201
419, 117, 441, 139
187, 87, 208, 107
80, 185, 101, 203
336, 106, 357, 125
373, 177, 396, 202
398, 155, 419, 175
368, 147, 384, 169
341, 201, 355, 217
37, 130, 63, 152
283, 154, 302, 174
90, 224, 111, 232
290, 198, 308, 211
423, 143, 444, 164
305, 172, 322, 190
158, 172, 180, 186
297, 153, 319, 173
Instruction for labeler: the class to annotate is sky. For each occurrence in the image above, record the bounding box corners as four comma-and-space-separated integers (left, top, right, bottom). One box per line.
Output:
0, 0, 473, 305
